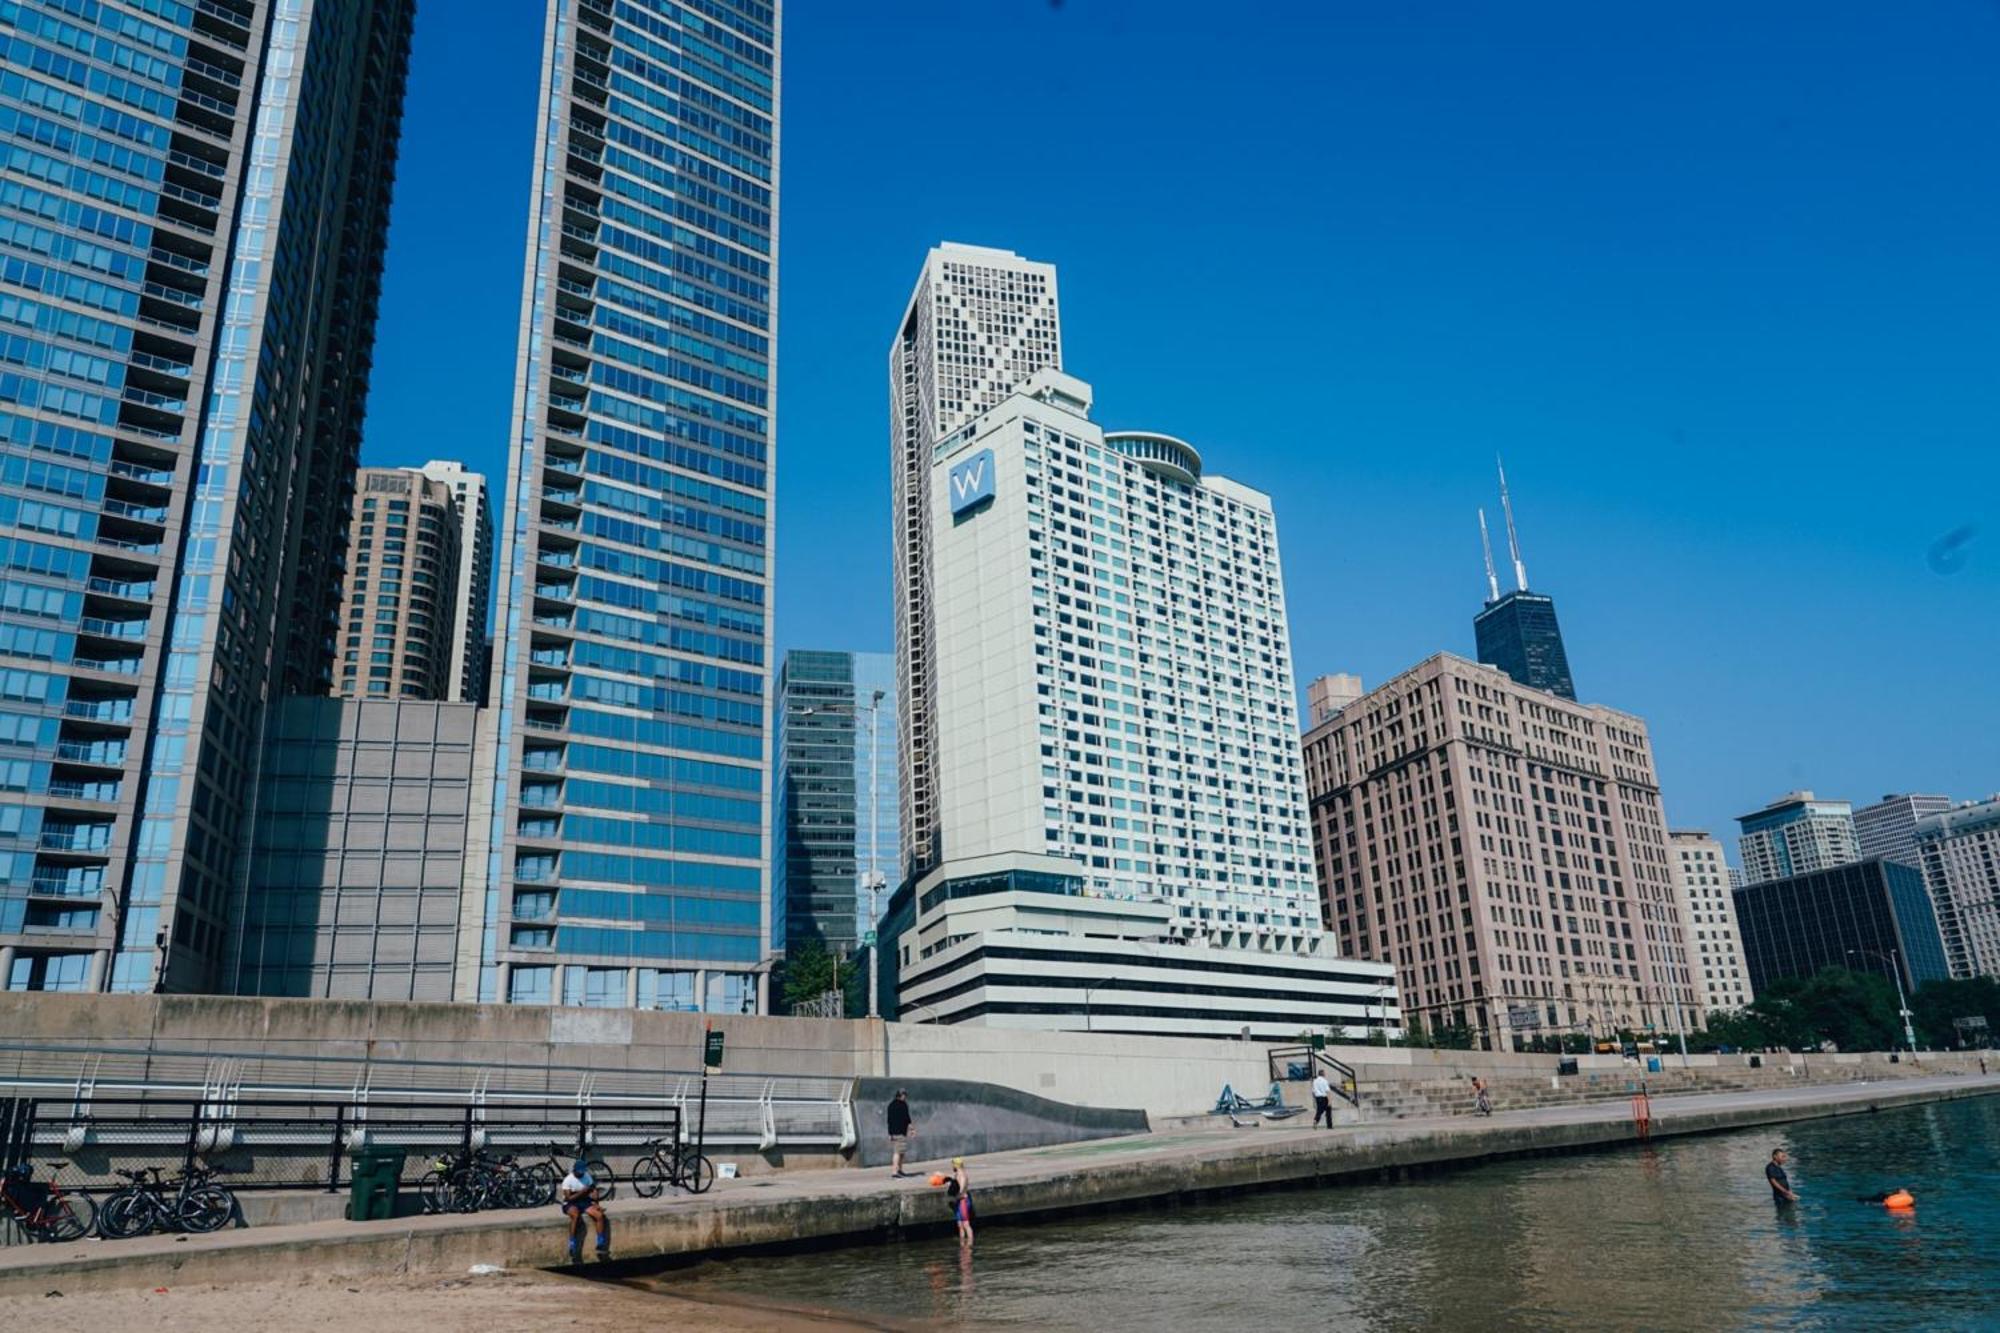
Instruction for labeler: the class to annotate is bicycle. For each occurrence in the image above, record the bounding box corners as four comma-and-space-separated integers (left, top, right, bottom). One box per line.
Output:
98, 1163, 236, 1239
522, 1142, 616, 1207
419, 1148, 501, 1214
629, 1135, 713, 1197
0, 1161, 96, 1242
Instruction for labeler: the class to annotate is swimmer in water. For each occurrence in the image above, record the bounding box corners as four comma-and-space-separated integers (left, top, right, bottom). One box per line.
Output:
1766, 1148, 1799, 1204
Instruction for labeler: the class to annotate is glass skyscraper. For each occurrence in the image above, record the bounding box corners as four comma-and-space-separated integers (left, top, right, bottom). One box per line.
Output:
473, 0, 780, 1012
0, 0, 413, 993
773, 649, 897, 960
1473, 590, 1576, 701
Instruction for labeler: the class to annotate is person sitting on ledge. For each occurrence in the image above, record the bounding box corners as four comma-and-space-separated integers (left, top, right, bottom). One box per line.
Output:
559, 1158, 611, 1263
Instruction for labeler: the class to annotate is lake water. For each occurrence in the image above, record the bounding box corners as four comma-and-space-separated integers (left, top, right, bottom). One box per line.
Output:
649, 1094, 2000, 1330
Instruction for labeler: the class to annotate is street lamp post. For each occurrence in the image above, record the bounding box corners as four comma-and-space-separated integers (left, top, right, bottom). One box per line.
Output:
860, 689, 886, 1021
1848, 948, 1918, 1051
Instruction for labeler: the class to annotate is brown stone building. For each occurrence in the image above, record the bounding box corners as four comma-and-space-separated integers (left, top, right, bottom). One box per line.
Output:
1301, 654, 1698, 1049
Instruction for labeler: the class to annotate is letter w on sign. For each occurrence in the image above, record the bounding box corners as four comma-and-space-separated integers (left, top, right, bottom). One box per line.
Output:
949, 449, 995, 515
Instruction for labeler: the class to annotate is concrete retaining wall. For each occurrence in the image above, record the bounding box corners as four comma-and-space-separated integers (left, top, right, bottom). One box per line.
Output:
1, 994, 1984, 1124
850, 1077, 1148, 1168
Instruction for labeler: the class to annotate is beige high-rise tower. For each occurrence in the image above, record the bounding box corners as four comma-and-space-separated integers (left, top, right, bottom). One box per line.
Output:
333, 468, 465, 701
889, 244, 1061, 880
417, 460, 493, 705
1302, 656, 1700, 1046
1668, 830, 1754, 1012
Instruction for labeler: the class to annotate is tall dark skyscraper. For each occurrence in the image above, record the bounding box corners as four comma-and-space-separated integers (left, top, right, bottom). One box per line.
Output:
0, 0, 414, 995
1472, 464, 1575, 700
1475, 591, 1575, 701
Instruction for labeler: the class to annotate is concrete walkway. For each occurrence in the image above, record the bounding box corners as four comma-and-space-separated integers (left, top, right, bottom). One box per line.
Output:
4, 1071, 1994, 1296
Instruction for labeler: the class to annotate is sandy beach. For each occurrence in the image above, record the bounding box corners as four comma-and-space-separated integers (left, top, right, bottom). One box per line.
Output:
24, 1268, 906, 1331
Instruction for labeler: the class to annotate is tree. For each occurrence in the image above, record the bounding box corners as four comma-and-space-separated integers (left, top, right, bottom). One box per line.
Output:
777, 941, 840, 1015
1910, 976, 2000, 1048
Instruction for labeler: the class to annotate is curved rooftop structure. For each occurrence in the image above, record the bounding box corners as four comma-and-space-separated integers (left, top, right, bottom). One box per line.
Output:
1105, 430, 1202, 485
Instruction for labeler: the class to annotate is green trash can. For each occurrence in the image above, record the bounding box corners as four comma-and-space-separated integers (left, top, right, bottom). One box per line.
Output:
346, 1147, 407, 1221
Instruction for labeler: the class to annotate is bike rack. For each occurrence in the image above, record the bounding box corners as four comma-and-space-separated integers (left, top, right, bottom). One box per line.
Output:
196, 1058, 242, 1153
836, 1081, 857, 1152
468, 1070, 491, 1150
668, 1077, 692, 1143
62, 1055, 101, 1153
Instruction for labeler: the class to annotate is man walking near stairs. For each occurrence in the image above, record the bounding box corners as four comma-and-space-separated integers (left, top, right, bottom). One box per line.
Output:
1312, 1070, 1334, 1128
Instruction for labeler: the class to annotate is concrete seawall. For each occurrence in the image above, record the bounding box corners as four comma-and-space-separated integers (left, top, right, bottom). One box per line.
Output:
4, 1072, 1992, 1297
5, 992, 1985, 1123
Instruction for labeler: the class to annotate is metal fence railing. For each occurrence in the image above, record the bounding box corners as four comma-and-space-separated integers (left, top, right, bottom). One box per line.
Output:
2, 1096, 680, 1194
0, 1040, 856, 1156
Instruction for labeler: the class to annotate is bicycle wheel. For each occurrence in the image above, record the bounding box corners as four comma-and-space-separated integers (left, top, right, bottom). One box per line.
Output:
525, 1162, 558, 1207
176, 1185, 234, 1233
459, 1167, 498, 1213
418, 1169, 449, 1214
99, 1189, 156, 1240
585, 1159, 615, 1202
629, 1155, 666, 1199
502, 1167, 540, 1210
45, 1189, 96, 1241
681, 1153, 714, 1195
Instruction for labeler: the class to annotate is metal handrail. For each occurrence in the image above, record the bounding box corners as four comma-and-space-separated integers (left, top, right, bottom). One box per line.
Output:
1267, 1044, 1361, 1107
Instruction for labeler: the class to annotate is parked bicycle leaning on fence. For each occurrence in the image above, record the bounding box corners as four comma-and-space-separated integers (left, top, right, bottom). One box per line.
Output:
98, 1162, 237, 1239
0, 1161, 95, 1242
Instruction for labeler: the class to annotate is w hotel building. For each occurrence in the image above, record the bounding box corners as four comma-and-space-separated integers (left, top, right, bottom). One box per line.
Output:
879, 250, 1397, 1039
0, 0, 412, 993
470, 0, 780, 1011
1302, 657, 1699, 1047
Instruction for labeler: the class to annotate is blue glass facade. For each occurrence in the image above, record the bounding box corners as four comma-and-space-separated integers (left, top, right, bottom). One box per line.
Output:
480, 0, 778, 1011
0, 0, 413, 993
773, 649, 898, 961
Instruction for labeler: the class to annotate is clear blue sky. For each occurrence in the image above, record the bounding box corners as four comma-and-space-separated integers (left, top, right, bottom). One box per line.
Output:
364, 0, 2000, 852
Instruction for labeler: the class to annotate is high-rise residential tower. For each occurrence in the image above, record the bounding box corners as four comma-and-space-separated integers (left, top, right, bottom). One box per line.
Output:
1668, 830, 1753, 1013
889, 244, 1060, 884
418, 459, 493, 705
332, 468, 463, 701
1304, 659, 1701, 1047
1914, 797, 2000, 979
470, 0, 780, 1012
0, 0, 414, 994
879, 362, 1397, 1039
1854, 793, 1952, 870
1472, 463, 1575, 701
1736, 791, 1859, 886
773, 650, 897, 961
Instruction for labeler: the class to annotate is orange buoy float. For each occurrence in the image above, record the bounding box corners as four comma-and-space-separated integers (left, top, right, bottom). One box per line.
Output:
928, 1172, 947, 1187
1883, 1189, 1915, 1210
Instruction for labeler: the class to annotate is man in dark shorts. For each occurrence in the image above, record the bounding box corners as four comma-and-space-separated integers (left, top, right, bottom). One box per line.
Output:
1766, 1148, 1799, 1203
888, 1088, 915, 1178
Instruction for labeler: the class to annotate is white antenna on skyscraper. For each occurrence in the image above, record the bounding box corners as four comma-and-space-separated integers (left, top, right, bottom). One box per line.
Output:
1478, 509, 1501, 604
1497, 456, 1528, 591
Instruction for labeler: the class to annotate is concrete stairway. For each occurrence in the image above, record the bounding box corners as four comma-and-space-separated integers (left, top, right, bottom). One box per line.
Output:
1355, 1056, 1953, 1122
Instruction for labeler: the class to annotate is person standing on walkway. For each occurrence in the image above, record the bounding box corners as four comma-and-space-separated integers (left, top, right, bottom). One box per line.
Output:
559, 1158, 611, 1263
1766, 1148, 1799, 1204
949, 1156, 974, 1247
888, 1088, 916, 1178
1471, 1076, 1493, 1116
1311, 1070, 1334, 1128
